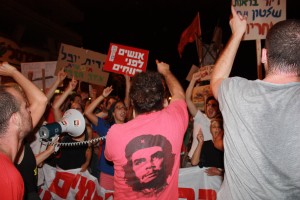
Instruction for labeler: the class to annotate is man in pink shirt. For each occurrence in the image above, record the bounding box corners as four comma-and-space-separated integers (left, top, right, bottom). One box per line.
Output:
105, 60, 188, 199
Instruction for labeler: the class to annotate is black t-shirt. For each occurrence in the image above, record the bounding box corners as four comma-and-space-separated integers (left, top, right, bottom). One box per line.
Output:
16, 142, 38, 195
199, 140, 224, 169
56, 132, 88, 170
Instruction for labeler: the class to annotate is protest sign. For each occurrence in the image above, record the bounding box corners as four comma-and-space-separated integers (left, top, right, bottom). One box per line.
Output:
104, 43, 148, 77
56, 43, 109, 86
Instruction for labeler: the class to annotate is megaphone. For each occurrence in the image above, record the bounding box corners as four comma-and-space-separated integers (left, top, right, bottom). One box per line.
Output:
39, 109, 86, 140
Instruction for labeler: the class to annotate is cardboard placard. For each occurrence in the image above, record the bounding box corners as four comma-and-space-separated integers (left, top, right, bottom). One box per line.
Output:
192, 85, 213, 112
21, 61, 57, 90
233, 0, 286, 40
56, 43, 109, 86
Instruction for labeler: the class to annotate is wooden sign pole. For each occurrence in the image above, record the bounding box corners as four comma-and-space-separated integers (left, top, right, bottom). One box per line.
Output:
256, 39, 263, 80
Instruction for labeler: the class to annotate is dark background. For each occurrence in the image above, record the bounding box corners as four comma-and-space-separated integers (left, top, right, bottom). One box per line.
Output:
82, 0, 299, 90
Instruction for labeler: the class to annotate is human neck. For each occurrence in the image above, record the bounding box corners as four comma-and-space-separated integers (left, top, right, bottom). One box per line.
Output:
115, 119, 124, 124
263, 74, 300, 84
133, 109, 159, 118
0, 136, 21, 162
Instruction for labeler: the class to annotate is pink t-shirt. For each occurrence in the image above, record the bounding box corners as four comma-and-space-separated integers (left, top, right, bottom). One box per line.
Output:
105, 100, 188, 200
0, 152, 24, 200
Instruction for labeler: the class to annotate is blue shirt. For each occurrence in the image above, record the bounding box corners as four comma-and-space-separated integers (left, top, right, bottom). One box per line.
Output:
91, 117, 114, 175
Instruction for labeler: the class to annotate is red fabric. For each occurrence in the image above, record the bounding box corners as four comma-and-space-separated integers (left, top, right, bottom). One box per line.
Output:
0, 152, 24, 200
99, 172, 114, 191
178, 188, 195, 200
178, 12, 201, 57
46, 108, 56, 123
199, 189, 217, 200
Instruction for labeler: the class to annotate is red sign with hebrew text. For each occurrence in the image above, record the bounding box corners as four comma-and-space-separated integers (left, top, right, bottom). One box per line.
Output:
104, 43, 149, 77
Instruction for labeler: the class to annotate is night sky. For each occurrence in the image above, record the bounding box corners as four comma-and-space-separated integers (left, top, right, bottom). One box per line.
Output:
80, 0, 299, 89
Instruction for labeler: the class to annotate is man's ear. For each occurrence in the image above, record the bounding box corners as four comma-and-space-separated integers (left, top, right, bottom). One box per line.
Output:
261, 48, 268, 64
10, 112, 17, 123
10, 112, 21, 128
262, 48, 269, 72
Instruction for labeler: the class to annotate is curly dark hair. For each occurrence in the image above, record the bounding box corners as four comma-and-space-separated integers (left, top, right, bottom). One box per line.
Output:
129, 71, 165, 115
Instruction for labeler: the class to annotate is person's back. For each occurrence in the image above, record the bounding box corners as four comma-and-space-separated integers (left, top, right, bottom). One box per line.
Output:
106, 100, 188, 199
210, 7, 300, 200
105, 60, 188, 199
218, 78, 300, 199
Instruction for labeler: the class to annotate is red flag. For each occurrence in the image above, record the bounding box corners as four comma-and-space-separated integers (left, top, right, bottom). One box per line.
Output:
178, 12, 201, 57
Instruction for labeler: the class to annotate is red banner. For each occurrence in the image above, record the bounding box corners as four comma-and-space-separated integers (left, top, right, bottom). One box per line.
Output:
39, 164, 113, 200
103, 43, 149, 77
40, 165, 221, 200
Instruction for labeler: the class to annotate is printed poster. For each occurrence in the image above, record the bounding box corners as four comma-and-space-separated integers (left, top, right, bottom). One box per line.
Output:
104, 43, 149, 77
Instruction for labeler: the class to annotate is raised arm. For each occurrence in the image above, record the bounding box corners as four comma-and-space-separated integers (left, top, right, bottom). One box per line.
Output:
52, 77, 78, 121
0, 62, 47, 128
124, 74, 134, 120
45, 69, 67, 101
191, 130, 204, 166
156, 60, 185, 102
210, 6, 247, 99
124, 74, 131, 108
84, 86, 113, 126
186, 71, 202, 117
